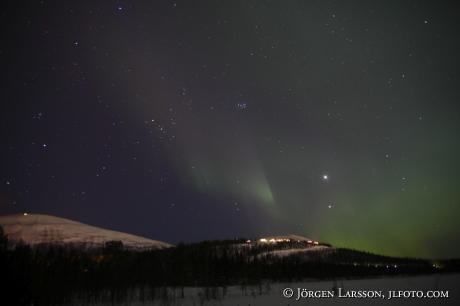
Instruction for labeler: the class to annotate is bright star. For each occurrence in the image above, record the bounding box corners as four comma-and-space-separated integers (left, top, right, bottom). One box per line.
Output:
323, 175, 328, 179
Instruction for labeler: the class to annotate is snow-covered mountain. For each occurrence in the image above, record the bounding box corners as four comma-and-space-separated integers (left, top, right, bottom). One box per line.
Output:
258, 234, 313, 242
0, 213, 172, 250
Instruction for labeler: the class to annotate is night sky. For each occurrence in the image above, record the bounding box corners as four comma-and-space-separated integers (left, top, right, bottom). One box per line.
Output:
1, 1, 459, 259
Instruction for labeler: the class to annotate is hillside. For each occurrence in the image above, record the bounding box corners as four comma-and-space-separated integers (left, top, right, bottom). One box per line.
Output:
0, 213, 172, 250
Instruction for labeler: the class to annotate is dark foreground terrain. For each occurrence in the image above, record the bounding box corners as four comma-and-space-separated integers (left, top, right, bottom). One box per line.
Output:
1, 227, 459, 305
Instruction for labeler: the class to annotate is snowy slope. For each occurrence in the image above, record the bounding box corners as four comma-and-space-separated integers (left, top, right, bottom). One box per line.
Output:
259, 233, 313, 241
0, 213, 172, 250
260, 245, 334, 257
257, 234, 334, 257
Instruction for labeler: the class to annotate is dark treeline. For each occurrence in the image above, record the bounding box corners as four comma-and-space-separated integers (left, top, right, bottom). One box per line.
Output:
1, 226, 459, 305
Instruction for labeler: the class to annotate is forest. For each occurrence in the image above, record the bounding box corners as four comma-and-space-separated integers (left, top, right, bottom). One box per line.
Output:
1, 226, 459, 305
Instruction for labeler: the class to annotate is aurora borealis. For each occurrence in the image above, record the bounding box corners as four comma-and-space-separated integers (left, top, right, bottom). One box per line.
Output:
1, 1, 459, 259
